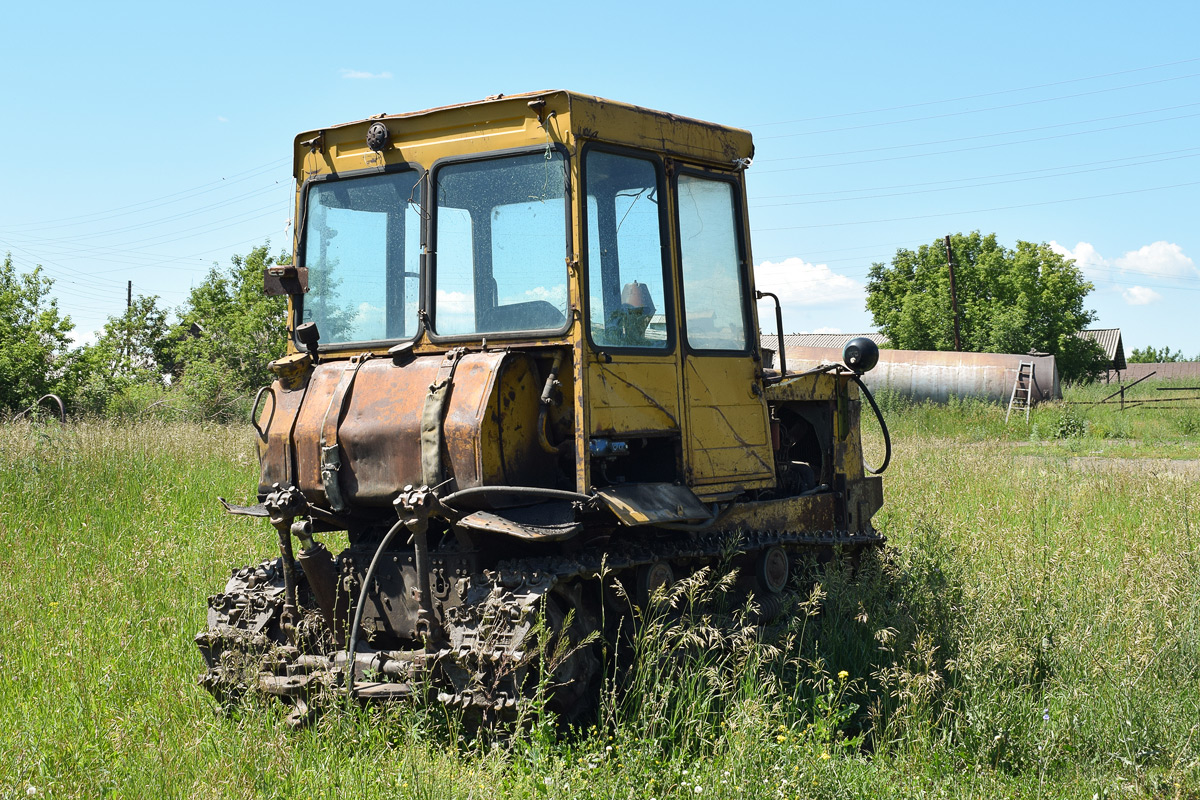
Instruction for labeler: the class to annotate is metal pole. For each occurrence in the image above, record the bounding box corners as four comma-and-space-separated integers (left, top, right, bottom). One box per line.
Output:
944, 235, 962, 351
126, 281, 133, 364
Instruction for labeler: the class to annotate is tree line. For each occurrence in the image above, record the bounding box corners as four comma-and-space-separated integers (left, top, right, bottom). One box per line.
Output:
1, 244, 287, 421
1, 231, 1154, 420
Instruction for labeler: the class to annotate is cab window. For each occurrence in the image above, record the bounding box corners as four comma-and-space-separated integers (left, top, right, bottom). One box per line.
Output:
584, 150, 669, 349
431, 151, 570, 336
677, 174, 748, 352
299, 169, 422, 344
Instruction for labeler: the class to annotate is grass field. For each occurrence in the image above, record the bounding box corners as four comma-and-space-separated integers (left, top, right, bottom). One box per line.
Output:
2, 386, 1198, 799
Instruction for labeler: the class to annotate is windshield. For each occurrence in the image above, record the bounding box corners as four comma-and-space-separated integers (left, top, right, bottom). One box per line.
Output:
432, 151, 569, 336
299, 169, 422, 345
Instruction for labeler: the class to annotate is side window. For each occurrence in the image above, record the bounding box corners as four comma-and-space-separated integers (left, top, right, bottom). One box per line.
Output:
677, 174, 748, 351
585, 151, 668, 349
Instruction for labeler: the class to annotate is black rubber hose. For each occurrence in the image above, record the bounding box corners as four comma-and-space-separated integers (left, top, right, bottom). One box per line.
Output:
439, 485, 593, 508
345, 518, 406, 699
850, 374, 891, 475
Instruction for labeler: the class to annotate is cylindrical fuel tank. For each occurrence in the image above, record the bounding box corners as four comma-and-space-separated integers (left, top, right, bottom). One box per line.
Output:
257, 350, 555, 506
783, 347, 1061, 404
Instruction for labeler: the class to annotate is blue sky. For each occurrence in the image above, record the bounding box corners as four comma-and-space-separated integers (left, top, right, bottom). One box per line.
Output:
1, 1, 1196, 356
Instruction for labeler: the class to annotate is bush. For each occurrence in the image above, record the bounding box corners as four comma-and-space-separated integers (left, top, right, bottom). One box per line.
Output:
1051, 406, 1087, 439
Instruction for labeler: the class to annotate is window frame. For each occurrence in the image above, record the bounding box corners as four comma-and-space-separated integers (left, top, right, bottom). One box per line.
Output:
294, 161, 426, 352
671, 166, 755, 357
426, 144, 575, 343
579, 142, 676, 356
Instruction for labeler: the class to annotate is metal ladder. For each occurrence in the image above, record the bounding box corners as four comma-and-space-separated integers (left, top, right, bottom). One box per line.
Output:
1006, 361, 1035, 422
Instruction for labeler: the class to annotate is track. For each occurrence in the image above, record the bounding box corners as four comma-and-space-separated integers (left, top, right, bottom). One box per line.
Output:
196, 527, 884, 724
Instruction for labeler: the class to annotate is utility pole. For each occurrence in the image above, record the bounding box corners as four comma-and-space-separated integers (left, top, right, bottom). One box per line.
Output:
126, 281, 133, 366
944, 234, 963, 351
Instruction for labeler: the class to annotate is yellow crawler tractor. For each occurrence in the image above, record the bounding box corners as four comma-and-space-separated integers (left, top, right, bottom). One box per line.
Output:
196, 91, 889, 723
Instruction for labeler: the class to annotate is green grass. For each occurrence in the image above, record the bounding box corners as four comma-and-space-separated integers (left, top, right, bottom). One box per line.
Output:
1, 413, 1198, 799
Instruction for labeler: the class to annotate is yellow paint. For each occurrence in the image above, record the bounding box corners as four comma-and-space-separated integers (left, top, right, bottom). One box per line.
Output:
283, 92, 881, 517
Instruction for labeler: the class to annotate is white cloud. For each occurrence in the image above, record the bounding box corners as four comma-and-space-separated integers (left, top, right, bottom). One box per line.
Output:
1114, 241, 1196, 278
1049, 240, 1109, 280
754, 257, 862, 307
217, 116, 229, 123
808, 326, 844, 334
502, 283, 568, 307
354, 301, 385, 333
341, 68, 393, 80
1051, 239, 1197, 284
1121, 286, 1163, 305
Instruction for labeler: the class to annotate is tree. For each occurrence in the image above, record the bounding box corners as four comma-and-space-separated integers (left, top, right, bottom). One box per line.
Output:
1128, 345, 1187, 363
66, 294, 171, 415
167, 243, 288, 419
0, 254, 74, 412
866, 232, 1108, 382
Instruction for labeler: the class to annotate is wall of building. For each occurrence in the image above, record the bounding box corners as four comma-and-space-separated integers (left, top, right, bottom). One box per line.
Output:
1110, 362, 1200, 382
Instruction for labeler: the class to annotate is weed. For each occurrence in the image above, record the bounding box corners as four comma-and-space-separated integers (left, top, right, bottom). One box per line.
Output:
2, 420, 1199, 798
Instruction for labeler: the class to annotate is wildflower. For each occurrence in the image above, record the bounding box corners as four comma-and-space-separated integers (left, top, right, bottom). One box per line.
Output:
820, 752, 831, 760
694, 786, 703, 794
776, 735, 786, 743
26, 788, 38, 798
837, 670, 849, 681
1042, 708, 1050, 722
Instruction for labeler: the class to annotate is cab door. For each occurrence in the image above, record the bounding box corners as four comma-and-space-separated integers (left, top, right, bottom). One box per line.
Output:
580, 148, 683, 486
674, 170, 774, 494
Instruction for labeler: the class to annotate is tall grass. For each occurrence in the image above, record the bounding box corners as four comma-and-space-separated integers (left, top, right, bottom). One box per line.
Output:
1, 417, 1197, 798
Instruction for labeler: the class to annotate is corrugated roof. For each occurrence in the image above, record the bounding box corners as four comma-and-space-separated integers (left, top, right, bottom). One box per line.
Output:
1077, 328, 1126, 370
761, 332, 888, 351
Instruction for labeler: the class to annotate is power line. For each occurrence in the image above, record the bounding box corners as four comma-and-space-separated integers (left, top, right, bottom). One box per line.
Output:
747, 57, 1200, 128
756, 72, 1200, 141
751, 151, 1200, 208
0, 158, 290, 230
750, 146, 1200, 199
758, 102, 1200, 162
753, 180, 1200, 231
754, 111, 1200, 173
11, 183, 291, 245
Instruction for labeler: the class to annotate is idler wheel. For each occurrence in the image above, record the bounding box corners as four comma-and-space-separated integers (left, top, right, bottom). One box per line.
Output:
635, 561, 675, 606
757, 546, 789, 595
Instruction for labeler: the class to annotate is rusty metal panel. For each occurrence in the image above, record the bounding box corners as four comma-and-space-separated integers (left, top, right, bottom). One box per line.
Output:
277, 351, 557, 508
289, 364, 351, 501
256, 380, 306, 497
596, 483, 713, 525
458, 510, 581, 541
435, 351, 509, 489
447, 352, 551, 489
